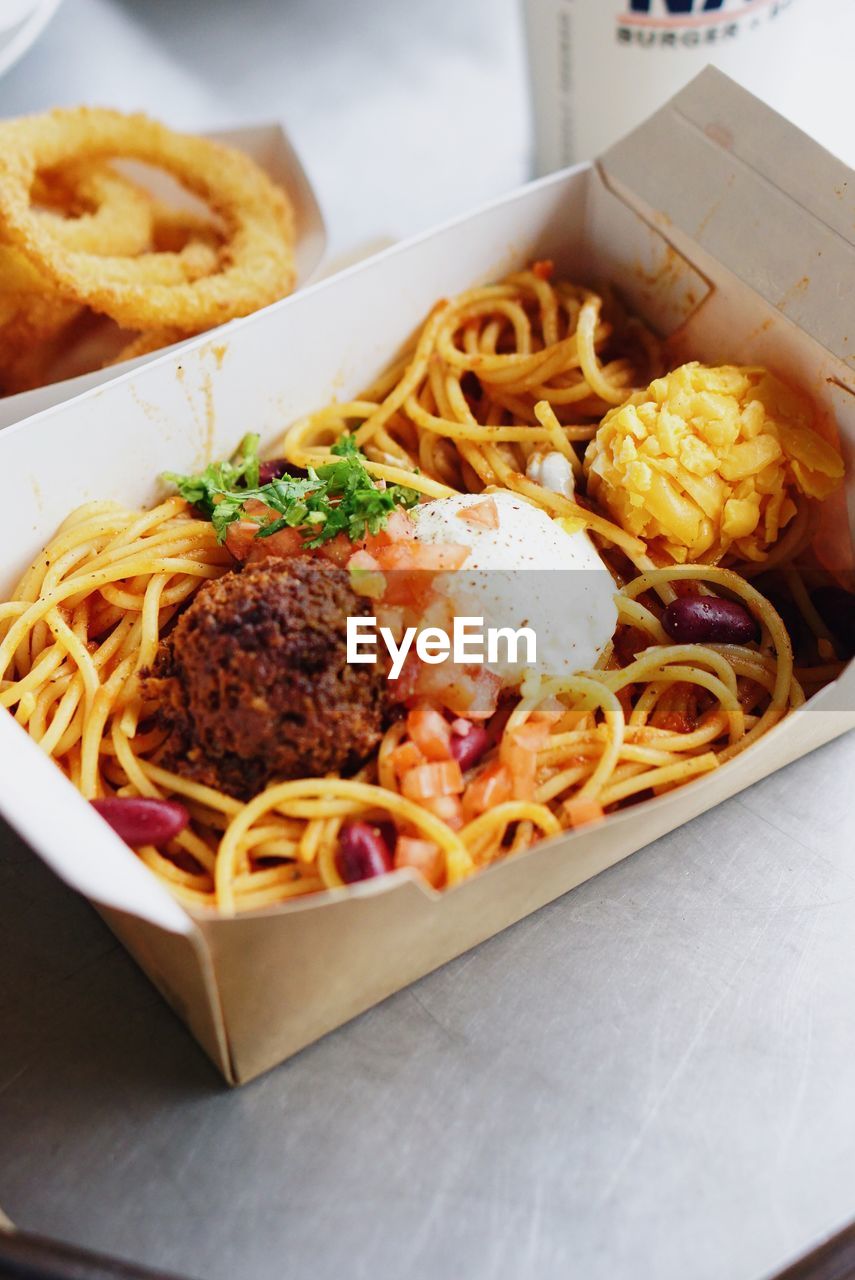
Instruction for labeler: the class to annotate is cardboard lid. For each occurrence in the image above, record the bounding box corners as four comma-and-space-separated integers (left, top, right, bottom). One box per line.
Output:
599, 68, 855, 374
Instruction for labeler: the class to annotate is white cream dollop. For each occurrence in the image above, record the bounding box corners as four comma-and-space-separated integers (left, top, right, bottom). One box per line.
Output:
411, 491, 617, 683
526, 450, 576, 499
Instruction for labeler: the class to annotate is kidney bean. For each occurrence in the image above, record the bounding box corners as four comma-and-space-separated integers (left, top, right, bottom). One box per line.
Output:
449, 723, 490, 770
91, 797, 189, 847
258, 458, 308, 484
662, 596, 757, 645
374, 819, 399, 856
812, 586, 855, 656
336, 820, 393, 883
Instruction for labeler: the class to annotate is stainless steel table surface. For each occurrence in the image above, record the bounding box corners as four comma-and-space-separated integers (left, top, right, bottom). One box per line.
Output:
2, 733, 854, 1280
1, 3, 855, 1279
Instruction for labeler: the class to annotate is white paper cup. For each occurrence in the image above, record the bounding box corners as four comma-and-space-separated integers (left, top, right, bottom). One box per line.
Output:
522, 0, 813, 173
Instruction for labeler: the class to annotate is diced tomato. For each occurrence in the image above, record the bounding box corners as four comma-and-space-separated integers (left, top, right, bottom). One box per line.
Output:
387, 653, 421, 703
460, 669, 502, 720
416, 794, 463, 831
389, 657, 501, 722
395, 836, 445, 887
388, 740, 424, 778
376, 603, 406, 640
320, 533, 362, 567
563, 797, 605, 828
407, 704, 452, 760
418, 594, 456, 636
510, 722, 551, 751
650, 711, 695, 734
364, 509, 416, 550
244, 498, 274, 518
227, 507, 359, 567
415, 663, 501, 720
456, 497, 499, 530
225, 520, 257, 561
371, 541, 468, 606
227, 520, 306, 562
500, 722, 550, 801
223, 493, 415, 569
400, 760, 464, 801
388, 509, 416, 542
529, 696, 565, 725
373, 542, 469, 573
463, 762, 513, 819
532, 259, 554, 281
346, 549, 380, 573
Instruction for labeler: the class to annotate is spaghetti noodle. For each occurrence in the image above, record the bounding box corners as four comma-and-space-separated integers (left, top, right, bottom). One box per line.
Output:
0, 267, 847, 914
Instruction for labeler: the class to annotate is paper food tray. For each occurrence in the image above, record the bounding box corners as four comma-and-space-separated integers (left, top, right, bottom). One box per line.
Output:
0, 120, 326, 430
0, 70, 852, 1084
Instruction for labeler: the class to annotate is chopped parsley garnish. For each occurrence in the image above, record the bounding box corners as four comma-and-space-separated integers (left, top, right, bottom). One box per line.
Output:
164, 432, 419, 548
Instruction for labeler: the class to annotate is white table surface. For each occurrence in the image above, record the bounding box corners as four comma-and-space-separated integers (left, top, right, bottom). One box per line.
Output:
0, 0, 534, 259
1, 3, 854, 1279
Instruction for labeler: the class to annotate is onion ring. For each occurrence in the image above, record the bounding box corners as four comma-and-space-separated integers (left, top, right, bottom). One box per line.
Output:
32, 159, 154, 253
0, 296, 84, 394
0, 108, 296, 332
0, 159, 156, 294
149, 202, 224, 254
0, 236, 219, 304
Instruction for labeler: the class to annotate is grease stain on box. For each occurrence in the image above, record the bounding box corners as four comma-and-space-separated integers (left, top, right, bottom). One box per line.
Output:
777, 276, 811, 311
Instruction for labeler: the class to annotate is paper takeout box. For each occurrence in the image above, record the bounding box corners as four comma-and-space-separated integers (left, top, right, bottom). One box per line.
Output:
1, 71, 852, 1084
0, 121, 326, 429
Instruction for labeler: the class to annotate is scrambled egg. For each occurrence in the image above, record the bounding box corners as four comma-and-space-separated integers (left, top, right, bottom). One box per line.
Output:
584, 363, 845, 563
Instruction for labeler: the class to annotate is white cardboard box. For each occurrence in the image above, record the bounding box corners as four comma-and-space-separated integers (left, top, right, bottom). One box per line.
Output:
0, 71, 852, 1084
0, 121, 326, 430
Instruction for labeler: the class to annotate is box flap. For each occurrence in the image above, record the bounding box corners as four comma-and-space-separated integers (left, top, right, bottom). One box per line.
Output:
599, 68, 855, 374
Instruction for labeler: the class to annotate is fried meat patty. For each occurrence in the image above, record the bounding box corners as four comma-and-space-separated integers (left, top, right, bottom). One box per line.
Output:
142, 555, 390, 799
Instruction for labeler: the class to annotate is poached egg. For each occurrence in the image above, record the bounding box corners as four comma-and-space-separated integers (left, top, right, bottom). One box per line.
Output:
410, 491, 617, 684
